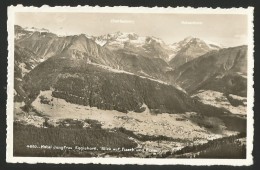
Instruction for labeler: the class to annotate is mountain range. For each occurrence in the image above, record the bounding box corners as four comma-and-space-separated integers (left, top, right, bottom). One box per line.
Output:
14, 25, 247, 118
15, 25, 223, 63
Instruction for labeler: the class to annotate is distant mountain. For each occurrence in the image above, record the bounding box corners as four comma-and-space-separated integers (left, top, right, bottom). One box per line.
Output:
90, 32, 176, 61
57, 34, 119, 68
90, 33, 223, 66
15, 25, 224, 69
15, 25, 73, 64
87, 33, 224, 80
168, 45, 247, 97
15, 25, 50, 41
169, 37, 222, 68
14, 25, 120, 73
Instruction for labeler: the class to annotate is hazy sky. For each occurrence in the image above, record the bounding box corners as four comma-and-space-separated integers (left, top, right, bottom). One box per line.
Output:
15, 12, 248, 47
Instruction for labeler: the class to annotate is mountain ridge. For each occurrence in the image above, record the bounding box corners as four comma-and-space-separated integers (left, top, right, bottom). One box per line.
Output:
15, 25, 224, 63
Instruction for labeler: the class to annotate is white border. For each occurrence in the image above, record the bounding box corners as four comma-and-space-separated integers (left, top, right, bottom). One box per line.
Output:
6, 5, 254, 165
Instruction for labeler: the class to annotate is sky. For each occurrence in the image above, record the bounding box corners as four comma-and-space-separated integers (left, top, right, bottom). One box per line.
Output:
15, 12, 248, 47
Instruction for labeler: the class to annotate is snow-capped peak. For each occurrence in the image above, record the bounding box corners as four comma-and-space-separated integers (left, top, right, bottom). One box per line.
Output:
170, 36, 222, 51
167, 36, 223, 61
146, 36, 165, 45
84, 34, 94, 39
24, 27, 50, 33
91, 31, 169, 48
183, 37, 222, 50
99, 31, 139, 40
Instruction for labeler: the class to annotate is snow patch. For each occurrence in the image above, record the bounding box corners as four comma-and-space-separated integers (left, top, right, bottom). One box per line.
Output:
236, 72, 247, 79
24, 27, 50, 33
18, 63, 30, 77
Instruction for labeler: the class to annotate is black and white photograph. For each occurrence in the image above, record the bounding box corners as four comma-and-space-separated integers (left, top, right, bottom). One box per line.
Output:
6, 6, 254, 165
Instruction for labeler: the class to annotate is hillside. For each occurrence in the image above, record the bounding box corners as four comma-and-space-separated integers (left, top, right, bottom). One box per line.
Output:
113, 49, 171, 80
15, 25, 69, 61
22, 54, 194, 114
168, 45, 247, 97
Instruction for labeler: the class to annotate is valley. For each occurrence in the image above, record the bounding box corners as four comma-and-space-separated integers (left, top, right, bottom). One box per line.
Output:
13, 91, 242, 157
